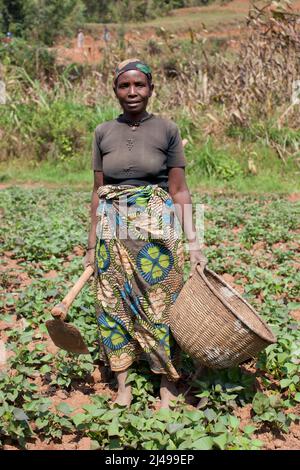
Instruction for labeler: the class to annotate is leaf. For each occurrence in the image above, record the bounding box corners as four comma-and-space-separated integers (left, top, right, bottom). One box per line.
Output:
252, 439, 263, 448
195, 390, 210, 398
42, 354, 54, 362
166, 439, 177, 450
178, 439, 193, 449
56, 402, 73, 415
90, 440, 101, 450
185, 410, 204, 422
252, 392, 270, 415
224, 383, 244, 392
213, 422, 227, 434
277, 352, 289, 364
101, 410, 118, 421
288, 302, 300, 310
280, 378, 291, 389
269, 394, 282, 409
155, 408, 171, 421
193, 436, 214, 450
276, 412, 287, 424
143, 441, 155, 450
284, 363, 298, 375
40, 364, 51, 374
294, 392, 300, 402
60, 417, 73, 430
13, 408, 29, 422
73, 413, 87, 427
108, 417, 120, 437
243, 425, 256, 435
39, 402, 51, 413
82, 404, 99, 414
7, 391, 18, 401
166, 423, 185, 435
203, 408, 217, 422
90, 423, 102, 432
35, 418, 48, 429
228, 415, 239, 430
108, 438, 122, 450
152, 419, 166, 432
197, 397, 209, 409
213, 433, 228, 450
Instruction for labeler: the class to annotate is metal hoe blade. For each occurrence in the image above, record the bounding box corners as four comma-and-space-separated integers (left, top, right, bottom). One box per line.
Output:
46, 319, 89, 354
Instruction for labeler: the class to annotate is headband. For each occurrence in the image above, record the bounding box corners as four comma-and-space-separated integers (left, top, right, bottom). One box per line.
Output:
114, 59, 152, 84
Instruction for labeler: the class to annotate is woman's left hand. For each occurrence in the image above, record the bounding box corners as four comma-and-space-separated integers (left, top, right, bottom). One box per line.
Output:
189, 243, 208, 278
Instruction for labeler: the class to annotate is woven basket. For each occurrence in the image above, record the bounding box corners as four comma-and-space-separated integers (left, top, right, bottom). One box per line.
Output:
170, 266, 276, 369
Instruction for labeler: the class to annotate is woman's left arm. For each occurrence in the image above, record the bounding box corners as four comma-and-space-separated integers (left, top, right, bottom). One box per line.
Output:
168, 167, 208, 276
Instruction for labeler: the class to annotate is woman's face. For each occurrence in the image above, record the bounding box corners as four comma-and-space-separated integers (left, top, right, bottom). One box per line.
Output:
114, 70, 153, 115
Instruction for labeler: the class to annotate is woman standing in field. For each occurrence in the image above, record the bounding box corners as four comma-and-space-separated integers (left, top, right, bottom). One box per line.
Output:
85, 59, 207, 408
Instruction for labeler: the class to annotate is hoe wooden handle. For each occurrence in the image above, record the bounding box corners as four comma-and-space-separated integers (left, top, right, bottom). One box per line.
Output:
51, 265, 94, 321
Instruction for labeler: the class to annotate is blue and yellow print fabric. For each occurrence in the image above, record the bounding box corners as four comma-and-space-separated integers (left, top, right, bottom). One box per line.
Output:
93, 184, 185, 380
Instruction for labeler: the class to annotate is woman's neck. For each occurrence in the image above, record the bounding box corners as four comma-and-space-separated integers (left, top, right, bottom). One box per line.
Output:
122, 110, 149, 123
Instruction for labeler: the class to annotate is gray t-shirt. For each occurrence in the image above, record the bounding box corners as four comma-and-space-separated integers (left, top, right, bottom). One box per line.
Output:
92, 114, 186, 189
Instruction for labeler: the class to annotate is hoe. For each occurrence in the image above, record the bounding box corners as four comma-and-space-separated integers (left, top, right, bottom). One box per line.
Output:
46, 266, 94, 354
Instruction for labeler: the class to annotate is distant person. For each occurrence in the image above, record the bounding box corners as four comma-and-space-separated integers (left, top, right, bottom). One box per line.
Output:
0, 80, 6, 105
4, 32, 13, 44
103, 26, 110, 45
77, 29, 84, 48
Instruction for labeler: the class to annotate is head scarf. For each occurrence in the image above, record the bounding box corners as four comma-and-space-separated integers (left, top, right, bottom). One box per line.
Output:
114, 58, 152, 85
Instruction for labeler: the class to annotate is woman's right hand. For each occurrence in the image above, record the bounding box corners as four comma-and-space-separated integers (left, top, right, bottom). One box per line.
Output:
83, 248, 96, 271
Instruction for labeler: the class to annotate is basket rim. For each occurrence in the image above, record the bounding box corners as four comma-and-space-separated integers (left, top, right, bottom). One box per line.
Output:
195, 266, 277, 344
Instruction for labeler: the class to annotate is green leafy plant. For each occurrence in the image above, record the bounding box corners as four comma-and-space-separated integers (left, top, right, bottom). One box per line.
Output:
51, 351, 94, 389
251, 392, 298, 433
0, 402, 34, 447
0, 187, 299, 449
23, 398, 74, 441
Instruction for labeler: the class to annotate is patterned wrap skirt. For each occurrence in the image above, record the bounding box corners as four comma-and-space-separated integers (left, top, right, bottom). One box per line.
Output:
93, 184, 185, 381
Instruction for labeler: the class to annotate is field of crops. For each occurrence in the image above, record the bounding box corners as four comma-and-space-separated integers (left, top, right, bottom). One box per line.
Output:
0, 186, 299, 450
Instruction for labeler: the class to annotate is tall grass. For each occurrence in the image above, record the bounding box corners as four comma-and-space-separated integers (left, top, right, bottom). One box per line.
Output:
0, 4, 299, 192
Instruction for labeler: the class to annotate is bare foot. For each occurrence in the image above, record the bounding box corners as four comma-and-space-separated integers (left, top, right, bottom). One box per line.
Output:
113, 369, 132, 407
159, 375, 179, 409
113, 385, 132, 407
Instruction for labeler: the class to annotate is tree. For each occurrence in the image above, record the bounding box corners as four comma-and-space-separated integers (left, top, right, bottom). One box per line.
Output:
0, 0, 85, 45
25, 0, 86, 45
81, 0, 110, 22
0, 0, 29, 34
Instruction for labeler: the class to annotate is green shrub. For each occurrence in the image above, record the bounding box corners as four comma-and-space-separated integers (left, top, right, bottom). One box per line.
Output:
227, 121, 300, 151
0, 38, 56, 80
186, 138, 243, 181
0, 98, 119, 165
